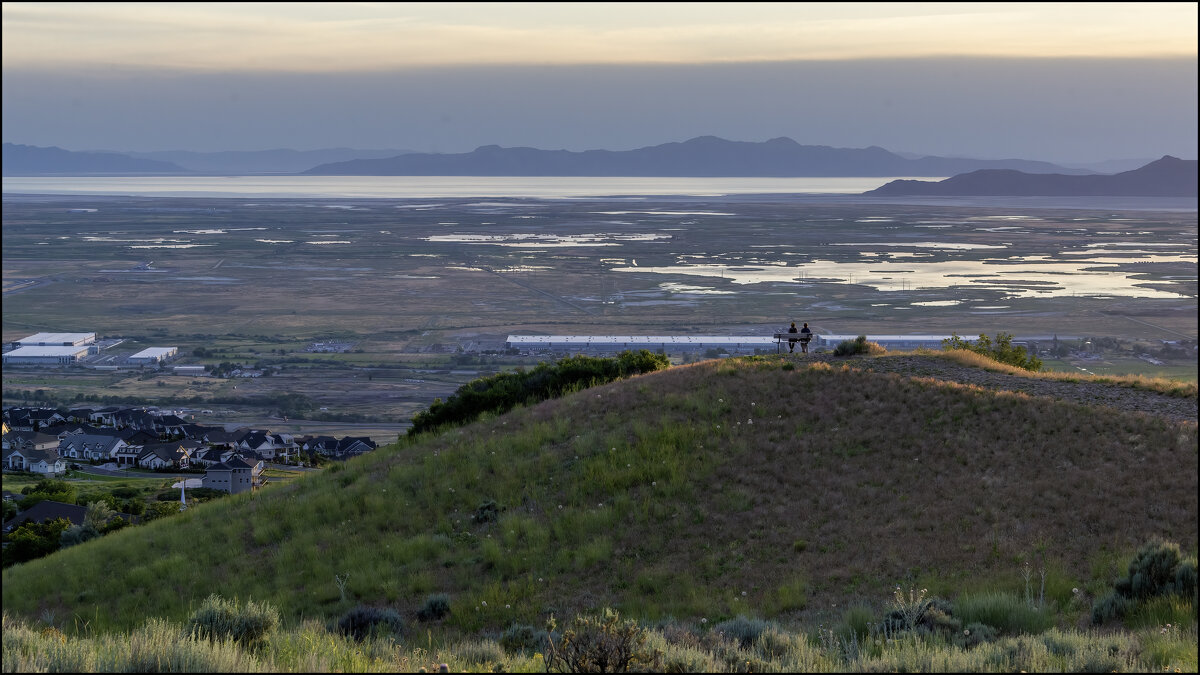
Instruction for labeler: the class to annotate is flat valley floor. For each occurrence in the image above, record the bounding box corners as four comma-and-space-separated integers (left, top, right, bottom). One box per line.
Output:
3, 194, 1196, 437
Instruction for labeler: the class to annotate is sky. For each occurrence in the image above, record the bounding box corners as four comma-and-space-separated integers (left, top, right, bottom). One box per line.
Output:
2, 2, 1197, 163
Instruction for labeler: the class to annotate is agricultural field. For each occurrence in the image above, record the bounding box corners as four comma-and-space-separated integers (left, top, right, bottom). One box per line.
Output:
3, 194, 1196, 434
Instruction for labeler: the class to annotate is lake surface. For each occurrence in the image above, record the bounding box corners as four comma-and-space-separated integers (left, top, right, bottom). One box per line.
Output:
3, 176, 928, 199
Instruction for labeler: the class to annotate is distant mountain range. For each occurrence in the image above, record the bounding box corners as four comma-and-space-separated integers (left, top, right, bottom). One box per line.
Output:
865, 156, 1197, 197
301, 136, 1092, 177
2, 143, 191, 175
122, 147, 414, 174
2, 144, 415, 176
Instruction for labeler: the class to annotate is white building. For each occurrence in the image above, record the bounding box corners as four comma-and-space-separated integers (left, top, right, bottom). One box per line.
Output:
2, 346, 90, 365
16, 332, 96, 347
128, 347, 179, 365
506, 335, 775, 354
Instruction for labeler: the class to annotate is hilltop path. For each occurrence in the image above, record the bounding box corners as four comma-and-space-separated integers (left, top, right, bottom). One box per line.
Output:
800, 353, 1197, 424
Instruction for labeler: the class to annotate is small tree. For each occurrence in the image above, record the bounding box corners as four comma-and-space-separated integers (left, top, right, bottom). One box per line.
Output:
943, 332, 1042, 372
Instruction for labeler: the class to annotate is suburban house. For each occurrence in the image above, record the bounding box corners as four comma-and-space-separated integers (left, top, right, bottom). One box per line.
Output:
4, 447, 67, 475
190, 446, 237, 468
137, 442, 192, 470
2, 430, 62, 452
154, 414, 192, 437
57, 434, 128, 462
3, 407, 66, 431
115, 428, 159, 446
4, 499, 138, 533
202, 455, 265, 494
335, 436, 377, 458
2, 500, 87, 533
113, 443, 145, 467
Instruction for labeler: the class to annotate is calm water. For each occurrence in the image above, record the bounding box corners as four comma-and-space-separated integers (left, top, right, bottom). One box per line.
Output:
1, 175, 925, 199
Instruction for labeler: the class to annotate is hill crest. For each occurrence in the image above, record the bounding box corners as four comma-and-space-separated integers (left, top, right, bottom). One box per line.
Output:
2, 353, 1195, 635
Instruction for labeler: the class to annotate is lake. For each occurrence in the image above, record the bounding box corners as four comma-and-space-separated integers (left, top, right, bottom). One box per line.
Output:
2, 175, 926, 199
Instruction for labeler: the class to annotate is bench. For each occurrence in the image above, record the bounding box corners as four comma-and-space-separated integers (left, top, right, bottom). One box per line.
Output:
772, 332, 813, 353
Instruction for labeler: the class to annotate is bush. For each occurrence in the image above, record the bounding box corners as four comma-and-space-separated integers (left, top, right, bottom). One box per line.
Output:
545, 608, 661, 673
832, 335, 884, 357
336, 605, 405, 642
1093, 538, 1198, 625
409, 350, 670, 434
416, 593, 451, 622
187, 594, 279, 647
499, 622, 548, 655
955, 621, 1000, 649
713, 615, 771, 649
942, 332, 1042, 371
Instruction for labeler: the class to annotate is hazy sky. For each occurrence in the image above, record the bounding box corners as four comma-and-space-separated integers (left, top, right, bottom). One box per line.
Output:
3, 2, 1196, 163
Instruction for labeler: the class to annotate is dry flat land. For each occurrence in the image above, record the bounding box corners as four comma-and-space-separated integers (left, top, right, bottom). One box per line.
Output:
3, 195, 1195, 430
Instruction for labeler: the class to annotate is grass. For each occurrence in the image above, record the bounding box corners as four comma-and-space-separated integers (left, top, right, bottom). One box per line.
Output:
3, 608, 1195, 673
4, 355, 1195, 636
922, 348, 1198, 397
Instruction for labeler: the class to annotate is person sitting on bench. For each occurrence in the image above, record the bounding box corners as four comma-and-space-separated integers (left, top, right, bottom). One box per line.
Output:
787, 322, 799, 352
799, 322, 812, 353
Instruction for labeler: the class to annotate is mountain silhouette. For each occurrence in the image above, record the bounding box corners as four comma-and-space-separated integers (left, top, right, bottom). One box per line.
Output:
301, 136, 1088, 177
865, 156, 1197, 197
2, 143, 191, 175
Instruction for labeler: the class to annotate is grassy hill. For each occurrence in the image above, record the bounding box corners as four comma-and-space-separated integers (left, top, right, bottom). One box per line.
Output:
3, 353, 1196, 653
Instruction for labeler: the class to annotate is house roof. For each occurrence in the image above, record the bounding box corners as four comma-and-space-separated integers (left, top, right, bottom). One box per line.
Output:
7, 500, 87, 528
7, 499, 138, 530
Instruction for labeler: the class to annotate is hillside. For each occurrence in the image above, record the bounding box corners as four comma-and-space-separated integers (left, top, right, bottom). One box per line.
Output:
2, 353, 1195, 637
1, 143, 191, 176
865, 155, 1198, 197
301, 136, 1087, 177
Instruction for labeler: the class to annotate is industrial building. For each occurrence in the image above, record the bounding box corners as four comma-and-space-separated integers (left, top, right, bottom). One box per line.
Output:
507, 335, 775, 354
15, 332, 96, 347
127, 347, 179, 365
2, 346, 90, 365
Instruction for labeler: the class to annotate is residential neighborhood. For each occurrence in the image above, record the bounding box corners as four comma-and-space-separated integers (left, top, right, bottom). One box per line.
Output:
2, 405, 380, 489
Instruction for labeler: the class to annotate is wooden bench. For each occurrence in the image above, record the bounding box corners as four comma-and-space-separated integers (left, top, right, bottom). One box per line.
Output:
772, 332, 813, 353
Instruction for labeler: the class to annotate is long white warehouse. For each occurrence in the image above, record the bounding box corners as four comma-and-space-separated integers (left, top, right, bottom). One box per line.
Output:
16, 332, 96, 347
2, 346, 90, 364
507, 335, 775, 353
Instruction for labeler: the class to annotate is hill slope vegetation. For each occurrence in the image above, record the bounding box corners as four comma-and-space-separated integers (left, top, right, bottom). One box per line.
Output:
3, 353, 1195, 639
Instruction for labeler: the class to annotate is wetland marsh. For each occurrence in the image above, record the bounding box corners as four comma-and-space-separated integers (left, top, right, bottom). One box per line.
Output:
3, 192, 1196, 430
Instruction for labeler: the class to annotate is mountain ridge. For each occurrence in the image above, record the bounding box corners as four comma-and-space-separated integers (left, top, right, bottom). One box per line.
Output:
300, 136, 1092, 177
1, 143, 191, 176
865, 155, 1198, 197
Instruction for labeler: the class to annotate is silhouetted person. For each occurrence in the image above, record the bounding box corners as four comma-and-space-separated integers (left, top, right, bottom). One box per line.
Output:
799, 322, 812, 353
787, 322, 798, 352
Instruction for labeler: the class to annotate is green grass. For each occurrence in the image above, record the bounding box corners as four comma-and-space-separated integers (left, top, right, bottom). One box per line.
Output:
2, 354, 1196, 669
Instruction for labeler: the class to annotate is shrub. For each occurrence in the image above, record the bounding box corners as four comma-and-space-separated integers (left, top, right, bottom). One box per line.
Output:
1093, 538, 1198, 625
955, 621, 1000, 648
472, 500, 501, 524
713, 615, 771, 649
416, 593, 451, 622
409, 350, 670, 434
187, 594, 279, 647
545, 608, 661, 673
499, 622, 547, 655
337, 605, 405, 642
942, 332, 1042, 371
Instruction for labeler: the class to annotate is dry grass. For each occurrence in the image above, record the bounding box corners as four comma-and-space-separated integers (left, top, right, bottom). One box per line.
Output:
919, 348, 1198, 398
